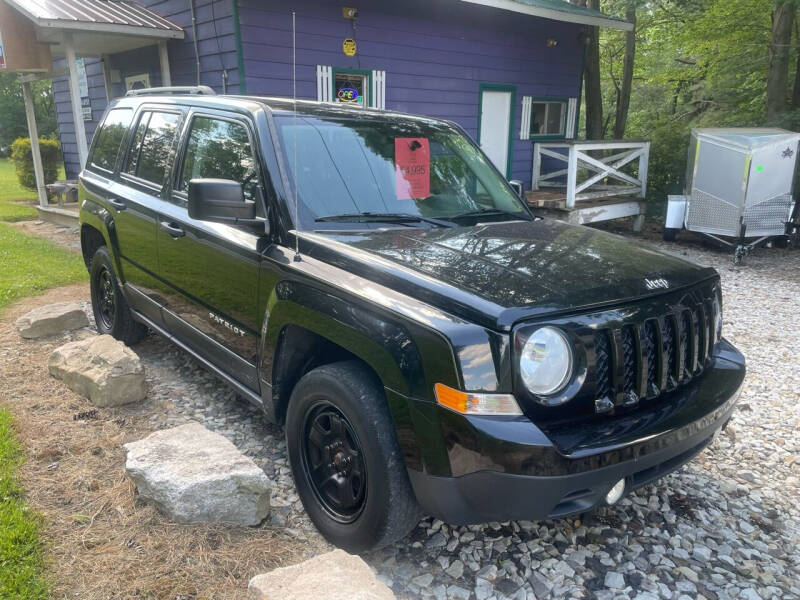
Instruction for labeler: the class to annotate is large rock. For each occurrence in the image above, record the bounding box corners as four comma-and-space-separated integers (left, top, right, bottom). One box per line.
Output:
124, 422, 270, 526
16, 302, 88, 338
248, 550, 396, 600
48, 335, 145, 407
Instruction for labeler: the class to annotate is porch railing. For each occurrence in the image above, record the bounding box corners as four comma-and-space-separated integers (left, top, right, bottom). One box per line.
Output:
531, 140, 650, 209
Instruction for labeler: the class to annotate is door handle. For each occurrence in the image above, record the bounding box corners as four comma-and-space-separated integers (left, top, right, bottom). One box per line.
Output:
107, 197, 126, 211
159, 221, 185, 238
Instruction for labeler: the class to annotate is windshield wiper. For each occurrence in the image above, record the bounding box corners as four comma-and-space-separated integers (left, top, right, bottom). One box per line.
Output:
450, 208, 531, 221
315, 212, 455, 228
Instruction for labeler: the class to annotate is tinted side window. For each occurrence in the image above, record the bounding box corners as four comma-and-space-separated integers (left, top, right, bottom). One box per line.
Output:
179, 117, 258, 201
88, 108, 133, 172
124, 111, 181, 186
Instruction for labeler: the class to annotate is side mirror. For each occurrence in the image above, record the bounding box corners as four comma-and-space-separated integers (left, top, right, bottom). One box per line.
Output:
508, 179, 524, 198
188, 179, 257, 224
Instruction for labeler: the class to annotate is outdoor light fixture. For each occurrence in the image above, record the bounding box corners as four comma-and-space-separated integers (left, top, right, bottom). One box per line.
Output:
546, 37, 558, 48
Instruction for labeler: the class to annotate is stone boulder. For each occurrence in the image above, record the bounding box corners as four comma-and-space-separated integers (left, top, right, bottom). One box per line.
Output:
16, 302, 88, 338
248, 550, 396, 600
48, 335, 145, 407
124, 422, 270, 526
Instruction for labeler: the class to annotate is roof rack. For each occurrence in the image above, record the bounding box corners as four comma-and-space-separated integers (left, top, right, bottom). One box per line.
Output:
126, 86, 216, 97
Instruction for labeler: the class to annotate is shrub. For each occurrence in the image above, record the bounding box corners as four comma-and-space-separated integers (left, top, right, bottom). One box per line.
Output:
9, 137, 61, 190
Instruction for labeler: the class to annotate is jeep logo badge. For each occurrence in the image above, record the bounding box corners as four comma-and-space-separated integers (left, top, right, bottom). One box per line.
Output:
645, 278, 669, 290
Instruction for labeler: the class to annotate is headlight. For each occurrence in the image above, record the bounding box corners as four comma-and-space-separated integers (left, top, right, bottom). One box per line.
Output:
712, 292, 723, 342
520, 326, 573, 397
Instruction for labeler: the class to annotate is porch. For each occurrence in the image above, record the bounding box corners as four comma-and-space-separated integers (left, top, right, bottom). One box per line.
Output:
525, 139, 650, 231
3, 0, 184, 226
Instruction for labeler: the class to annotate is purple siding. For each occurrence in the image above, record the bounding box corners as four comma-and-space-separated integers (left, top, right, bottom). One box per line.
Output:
54, 0, 239, 178
238, 0, 584, 185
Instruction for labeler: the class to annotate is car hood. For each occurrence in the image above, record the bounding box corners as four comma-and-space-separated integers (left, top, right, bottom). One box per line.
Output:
304, 220, 717, 330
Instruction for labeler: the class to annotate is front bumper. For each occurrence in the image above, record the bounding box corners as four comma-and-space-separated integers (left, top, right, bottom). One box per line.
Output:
404, 339, 745, 524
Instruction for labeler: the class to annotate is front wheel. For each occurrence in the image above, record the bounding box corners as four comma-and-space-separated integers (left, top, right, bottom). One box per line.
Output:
89, 246, 147, 345
286, 361, 420, 552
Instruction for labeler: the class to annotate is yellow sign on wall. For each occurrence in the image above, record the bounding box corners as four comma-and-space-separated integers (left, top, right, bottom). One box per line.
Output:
342, 38, 357, 57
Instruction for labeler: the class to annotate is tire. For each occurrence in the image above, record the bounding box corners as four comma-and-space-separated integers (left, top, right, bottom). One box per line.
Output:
663, 227, 678, 242
89, 246, 147, 346
286, 361, 420, 552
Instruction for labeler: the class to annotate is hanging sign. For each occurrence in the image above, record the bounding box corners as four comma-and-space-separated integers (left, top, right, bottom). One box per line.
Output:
337, 86, 359, 103
395, 138, 430, 199
342, 38, 357, 57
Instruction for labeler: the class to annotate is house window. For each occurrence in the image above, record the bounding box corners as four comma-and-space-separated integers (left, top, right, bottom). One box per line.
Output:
318, 66, 386, 108
334, 71, 369, 107
531, 100, 566, 137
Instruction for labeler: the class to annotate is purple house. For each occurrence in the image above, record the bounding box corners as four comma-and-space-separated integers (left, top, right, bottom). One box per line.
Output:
47, 0, 630, 188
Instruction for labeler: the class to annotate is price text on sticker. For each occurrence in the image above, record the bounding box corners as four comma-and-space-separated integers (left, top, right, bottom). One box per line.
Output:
395, 138, 430, 199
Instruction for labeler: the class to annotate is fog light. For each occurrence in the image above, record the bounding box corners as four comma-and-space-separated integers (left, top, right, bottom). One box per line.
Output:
605, 479, 626, 505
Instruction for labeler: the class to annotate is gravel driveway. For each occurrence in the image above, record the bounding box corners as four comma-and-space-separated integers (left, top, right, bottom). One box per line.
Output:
99, 238, 800, 600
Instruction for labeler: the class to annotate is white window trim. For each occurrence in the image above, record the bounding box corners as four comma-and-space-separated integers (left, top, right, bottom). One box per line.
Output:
317, 65, 386, 109
371, 70, 386, 109
520, 96, 578, 140
316, 65, 333, 102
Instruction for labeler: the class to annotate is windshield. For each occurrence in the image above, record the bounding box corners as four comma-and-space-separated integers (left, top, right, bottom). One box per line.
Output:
273, 112, 530, 230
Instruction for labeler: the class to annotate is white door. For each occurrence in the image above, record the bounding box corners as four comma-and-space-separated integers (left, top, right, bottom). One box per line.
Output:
479, 89, 513, 175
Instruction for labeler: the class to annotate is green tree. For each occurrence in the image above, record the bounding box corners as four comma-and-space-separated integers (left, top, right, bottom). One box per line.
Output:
0, 73, 57, 155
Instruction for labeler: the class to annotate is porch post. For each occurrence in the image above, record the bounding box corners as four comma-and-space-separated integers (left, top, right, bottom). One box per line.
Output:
63, 32, 89, 169
21, 79, 48, 207
566, 144, 578, 209
531, 143, 541, 191
158, 41, 172, 86
101, 54, 113, 102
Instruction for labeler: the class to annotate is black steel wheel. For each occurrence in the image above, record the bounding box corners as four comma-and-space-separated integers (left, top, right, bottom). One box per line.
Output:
286, 361, 420, 552
93, 265, 116, 331
301, 402, 367, 522
89, 246, 147, 345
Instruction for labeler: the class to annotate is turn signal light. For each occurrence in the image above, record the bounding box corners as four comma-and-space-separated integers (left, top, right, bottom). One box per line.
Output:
434, 383, 523, 416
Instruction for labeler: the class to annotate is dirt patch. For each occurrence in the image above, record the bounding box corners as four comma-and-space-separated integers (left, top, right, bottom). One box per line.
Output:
0, 285, 310, 599
9, 220, 81, 254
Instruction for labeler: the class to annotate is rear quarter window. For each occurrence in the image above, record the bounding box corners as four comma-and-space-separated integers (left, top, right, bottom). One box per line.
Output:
124, 110, 181, 187
88, 108, 133, 173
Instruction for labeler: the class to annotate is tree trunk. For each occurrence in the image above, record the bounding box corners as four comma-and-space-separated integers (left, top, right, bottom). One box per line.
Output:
766, 2, 794, 120
613, 1, 636, 139
583, 0, 603, 140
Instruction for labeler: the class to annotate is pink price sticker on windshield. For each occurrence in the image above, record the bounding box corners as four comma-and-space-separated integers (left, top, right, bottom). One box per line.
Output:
395, 138, 430, 200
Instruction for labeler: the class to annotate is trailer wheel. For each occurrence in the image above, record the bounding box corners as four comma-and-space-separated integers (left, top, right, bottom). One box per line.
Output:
663, 228, 679, 242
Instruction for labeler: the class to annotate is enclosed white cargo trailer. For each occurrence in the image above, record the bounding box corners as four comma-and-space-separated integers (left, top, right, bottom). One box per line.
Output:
665, 128, 800, 262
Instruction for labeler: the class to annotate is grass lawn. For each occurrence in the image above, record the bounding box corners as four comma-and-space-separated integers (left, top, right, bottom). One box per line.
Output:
0, 223, 87, 310
0, 159, 38, 222
0, 409, 48, 599
0, 158, 67, 223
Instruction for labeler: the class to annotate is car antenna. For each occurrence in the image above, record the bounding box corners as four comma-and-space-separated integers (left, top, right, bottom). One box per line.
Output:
292, 10, 301, 262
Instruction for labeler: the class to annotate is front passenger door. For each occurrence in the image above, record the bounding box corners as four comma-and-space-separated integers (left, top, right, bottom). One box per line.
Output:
156, 111, 267, 392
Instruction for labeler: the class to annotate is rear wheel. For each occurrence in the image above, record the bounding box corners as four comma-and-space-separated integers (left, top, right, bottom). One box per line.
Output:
89, 246, 147, 345
286, 361, 420, 552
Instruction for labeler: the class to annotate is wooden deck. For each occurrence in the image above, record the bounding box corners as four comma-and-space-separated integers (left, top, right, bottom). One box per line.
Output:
529, 140, 650, 231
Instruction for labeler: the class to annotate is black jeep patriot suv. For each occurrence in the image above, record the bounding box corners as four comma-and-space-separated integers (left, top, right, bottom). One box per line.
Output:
79, 87, 745, 552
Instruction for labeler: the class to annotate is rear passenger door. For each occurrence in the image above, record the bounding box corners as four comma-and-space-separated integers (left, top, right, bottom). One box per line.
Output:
115, 107, 184, 325
156, 110, 266, 392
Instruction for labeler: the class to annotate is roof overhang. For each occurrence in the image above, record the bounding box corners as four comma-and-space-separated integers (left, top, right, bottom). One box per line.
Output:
4, 0, 184, 56
459, 0, 633, 31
